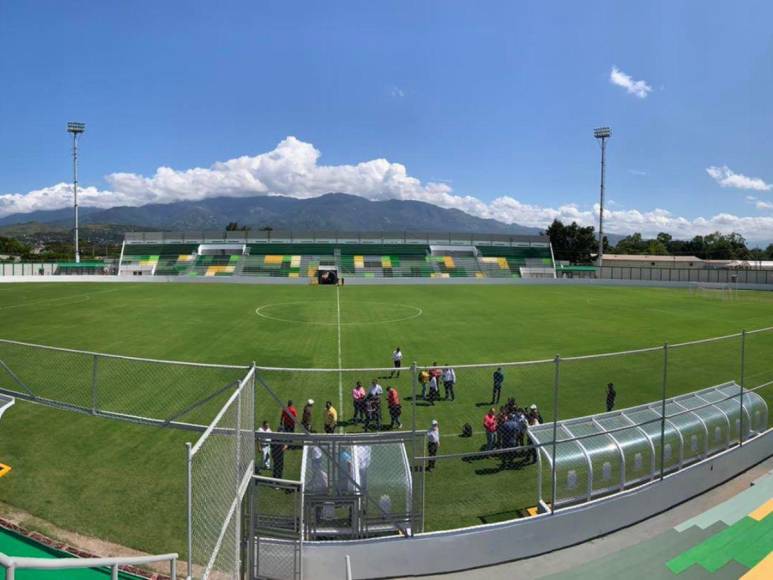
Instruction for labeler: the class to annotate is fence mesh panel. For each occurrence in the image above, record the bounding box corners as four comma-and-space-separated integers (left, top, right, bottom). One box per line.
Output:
0, 339, 247, 425
189, 367, 255, 580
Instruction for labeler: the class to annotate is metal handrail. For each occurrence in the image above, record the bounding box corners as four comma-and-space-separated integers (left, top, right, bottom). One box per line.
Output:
0, 551, 178, 580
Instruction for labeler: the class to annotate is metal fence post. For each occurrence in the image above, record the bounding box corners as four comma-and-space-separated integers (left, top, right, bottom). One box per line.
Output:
739, 330, 746, 446
186, 442, 193, 580
235, 390, 242, 573
550, 355, 560, 514
411, 362, 418, 438
91, 354, 99, 415
410, 362, 418, 535
660, 343, 668, 480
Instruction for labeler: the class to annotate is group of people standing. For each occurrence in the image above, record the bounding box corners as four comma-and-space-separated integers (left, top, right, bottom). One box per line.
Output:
483, 400, 543, 467
352, 379, 402, 431
418, 361, 457, 404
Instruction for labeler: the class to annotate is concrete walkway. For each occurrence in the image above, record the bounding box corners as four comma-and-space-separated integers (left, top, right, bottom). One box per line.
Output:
403, 456, 773, 579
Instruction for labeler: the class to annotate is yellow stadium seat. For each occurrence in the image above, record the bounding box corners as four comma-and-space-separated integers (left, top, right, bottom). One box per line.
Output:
264, 255, 283, 265
444, 256, 455, 268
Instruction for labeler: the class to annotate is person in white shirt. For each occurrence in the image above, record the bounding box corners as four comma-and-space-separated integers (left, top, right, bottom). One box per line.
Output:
369, 379, 383, 398
256, 420, 272, 471
389, 347, 403, 378
427, 420, 440, 471
442, 365, 457, 401
427, 374, 439, 405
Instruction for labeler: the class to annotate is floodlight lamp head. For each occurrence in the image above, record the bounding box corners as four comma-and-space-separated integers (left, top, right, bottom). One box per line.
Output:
67, 122, 86, 134
594, 127, 611, 139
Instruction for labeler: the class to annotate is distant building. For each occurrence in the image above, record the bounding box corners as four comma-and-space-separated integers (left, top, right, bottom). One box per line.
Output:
601, 254, 704, 269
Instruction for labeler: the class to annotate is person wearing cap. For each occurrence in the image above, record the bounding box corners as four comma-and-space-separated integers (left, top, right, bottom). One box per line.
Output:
529, 404, 543, 424
426, 420, 440, 471
302, 399, 315, 431
483, 408, 498, 451
606, 383, 617, 412
324, 401, 338, 433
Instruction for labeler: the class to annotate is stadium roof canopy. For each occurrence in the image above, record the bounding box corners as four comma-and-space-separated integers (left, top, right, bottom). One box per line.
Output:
124, 230, 551, 246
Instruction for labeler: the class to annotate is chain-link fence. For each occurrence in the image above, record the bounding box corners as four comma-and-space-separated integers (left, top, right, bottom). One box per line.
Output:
187, 365, 255, 580
251, 326, 772, 534
0, 327, 770, 570
0, 338, 247, 428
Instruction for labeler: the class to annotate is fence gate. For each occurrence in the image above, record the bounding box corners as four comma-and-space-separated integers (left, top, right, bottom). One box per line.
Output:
247, 476, 303, 580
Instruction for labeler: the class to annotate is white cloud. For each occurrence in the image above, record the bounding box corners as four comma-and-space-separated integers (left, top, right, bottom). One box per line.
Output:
390, 86, 405, 98
2, 136, 773, 242
706, 165, 772, 191
756, 200, 773, 210
628, 169, 648, 176
609, 66, 652, 99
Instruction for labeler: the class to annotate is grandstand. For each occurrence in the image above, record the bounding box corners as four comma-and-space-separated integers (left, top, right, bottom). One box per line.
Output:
118, 231, 557, 280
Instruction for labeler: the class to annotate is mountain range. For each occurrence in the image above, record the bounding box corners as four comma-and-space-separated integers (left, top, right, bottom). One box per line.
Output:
0, 193, 543, 235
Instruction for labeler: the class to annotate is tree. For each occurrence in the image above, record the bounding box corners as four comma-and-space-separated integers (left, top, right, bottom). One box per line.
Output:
545, 219, 597, 264
225, 222, 250, 232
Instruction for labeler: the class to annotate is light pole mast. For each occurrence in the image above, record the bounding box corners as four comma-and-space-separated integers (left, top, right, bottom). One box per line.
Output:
593, 127, 611, 267
67, 122, 86, 264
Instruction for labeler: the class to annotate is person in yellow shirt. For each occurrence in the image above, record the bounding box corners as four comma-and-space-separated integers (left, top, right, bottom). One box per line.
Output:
324, 401, 338, 434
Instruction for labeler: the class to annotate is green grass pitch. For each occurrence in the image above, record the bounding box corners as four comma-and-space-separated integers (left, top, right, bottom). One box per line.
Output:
0, 282, 771, 556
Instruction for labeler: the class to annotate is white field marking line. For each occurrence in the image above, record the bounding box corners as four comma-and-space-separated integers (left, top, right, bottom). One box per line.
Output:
0, 287, 124, 311
254, 301, 423, 326
336, 285, 344, 430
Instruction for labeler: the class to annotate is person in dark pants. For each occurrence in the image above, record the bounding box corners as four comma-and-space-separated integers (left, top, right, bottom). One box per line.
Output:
426, 420, 440, 471
499, 414, 518, 469
442, 365, 456, 401
606, 383, 617, 412
270, 440, 287, 479
491, 367, 504, 404
389, 347, 402, 378
387, 386, 402, 428
280, 401, 297, 432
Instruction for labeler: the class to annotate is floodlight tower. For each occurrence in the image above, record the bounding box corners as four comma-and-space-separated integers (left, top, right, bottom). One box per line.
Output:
593, 126, 611, 267
67, 122, 86, 263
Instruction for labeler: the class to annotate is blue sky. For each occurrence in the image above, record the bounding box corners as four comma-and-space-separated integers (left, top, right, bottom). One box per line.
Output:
1, 1, 772, 242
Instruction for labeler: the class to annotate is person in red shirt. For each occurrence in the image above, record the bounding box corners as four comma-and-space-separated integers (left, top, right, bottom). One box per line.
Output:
386, 386, 402, 429
483, 408, 498, 450
281, 400, 298, 432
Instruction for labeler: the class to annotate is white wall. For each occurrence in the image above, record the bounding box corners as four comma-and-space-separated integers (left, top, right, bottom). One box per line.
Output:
302, 431, 772, 579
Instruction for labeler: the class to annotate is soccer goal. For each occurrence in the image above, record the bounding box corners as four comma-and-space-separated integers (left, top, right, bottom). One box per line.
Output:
688, 282, 737, 301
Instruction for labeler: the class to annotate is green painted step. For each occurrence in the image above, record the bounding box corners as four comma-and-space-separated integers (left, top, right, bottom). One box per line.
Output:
668, 515, 773, 574
676, 470, 773, 531
546, 523, 726, 580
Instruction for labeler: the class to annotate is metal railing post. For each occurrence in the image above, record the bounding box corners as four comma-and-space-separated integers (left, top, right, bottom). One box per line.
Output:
186, 442, 193, 580
91, 354, 99, 415
739, 330, 746, 446
170, 556, 177, 579
410, 361, 418, 535
660, 343, 668, 480
234, 391, 242, 573
550, 355, 560, 514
